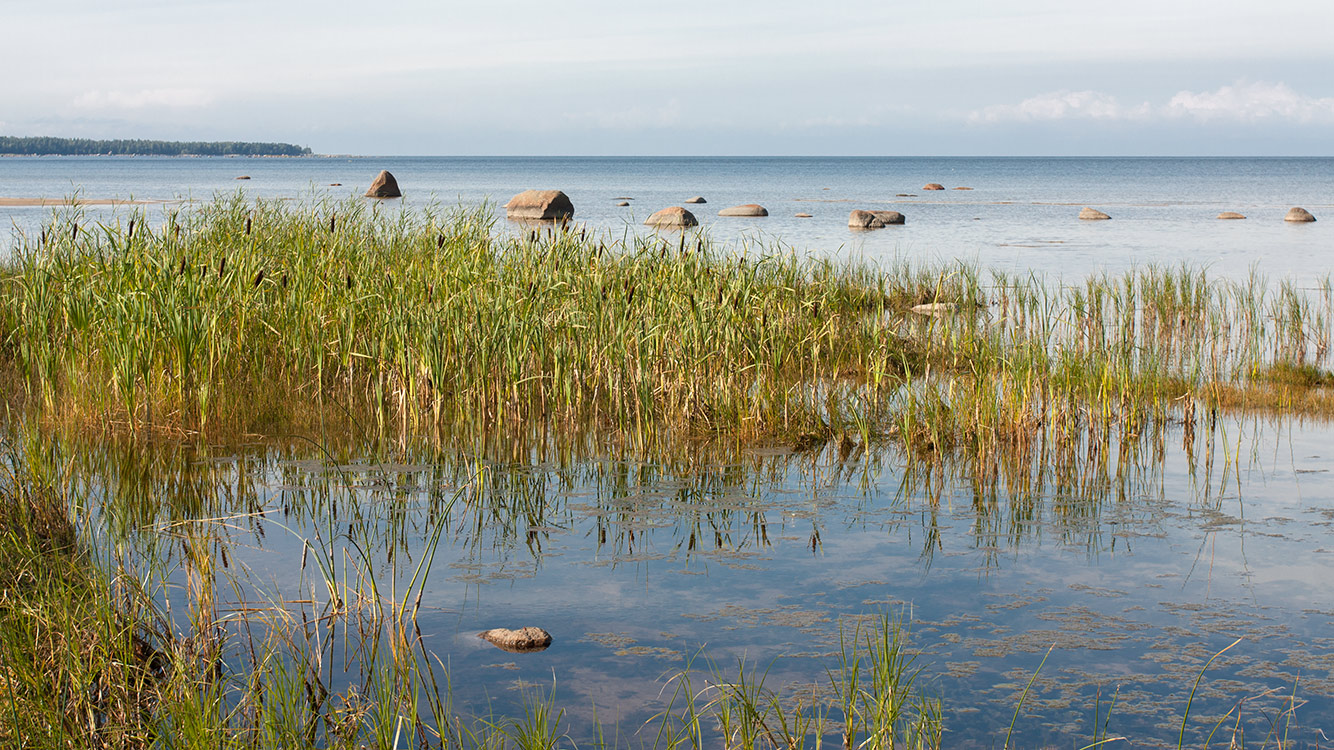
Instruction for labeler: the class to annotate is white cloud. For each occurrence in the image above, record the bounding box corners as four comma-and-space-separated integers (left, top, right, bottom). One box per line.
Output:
1164, 81, 1334, 123
970, 81, 1334, 126
969, 91, 1150, 123
73, 88, 214, 110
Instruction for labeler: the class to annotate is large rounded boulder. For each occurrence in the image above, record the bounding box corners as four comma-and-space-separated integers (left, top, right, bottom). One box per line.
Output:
869, 210, 905, 225
645, 206, 698, 228
505, 190, 574, 220
478, 627, 552, 653
1079, 207, 1111, 220
1285, 207, 1317, 222
922, 183, 945, 191
364, 170, 401, 198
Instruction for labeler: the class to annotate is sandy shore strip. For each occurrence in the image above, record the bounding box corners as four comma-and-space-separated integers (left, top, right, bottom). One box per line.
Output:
0, 197, 178, 207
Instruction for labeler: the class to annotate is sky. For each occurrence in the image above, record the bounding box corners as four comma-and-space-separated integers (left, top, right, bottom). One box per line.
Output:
5, 0, 1334, 156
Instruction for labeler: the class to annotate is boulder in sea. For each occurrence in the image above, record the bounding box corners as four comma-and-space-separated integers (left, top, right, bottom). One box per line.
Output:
869, 210, 905, 225
505, 190, 574, 220
922, 183, 945, 191
645, 206, 698, 228
329, 183, 342, 186
235, 175, 251, 180
1079, 207, 1111, 220
1285, 207, 1317, 222
478, 627, 552, 653
616, 201, 630, 207
364, 170, 401, 198
911, 302, 957, 316
795, 213, 813, 218
612, 196, 633, 200
684, 196, 707, 204
718, 204, 768, 217
848, 209, 885, 229
1217, 211, 1246, 220
953, 186, 973, 190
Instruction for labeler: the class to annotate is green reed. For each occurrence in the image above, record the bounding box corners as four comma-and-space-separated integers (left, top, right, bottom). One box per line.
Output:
0, 196, 905, 444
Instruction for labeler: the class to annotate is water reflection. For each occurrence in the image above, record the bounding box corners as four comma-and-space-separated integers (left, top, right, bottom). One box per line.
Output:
9, 411, 1334, 747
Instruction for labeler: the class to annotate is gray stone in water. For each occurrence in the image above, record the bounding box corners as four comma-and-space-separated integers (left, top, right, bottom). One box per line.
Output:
1217, 212, 1247, 220
235, 175, 251, 180
616, 201, 630, 207
795, 213, 813, 218
869, 210, 905, 225
718, 204, 768, 217
1285, 207, 1317, 222
364, 170, 401, 198
645, 206, 698, 228
478, 627, 552, 653
505, 190, 574, 220
684, 196, 707, 204
848, 210, 884, 229
1079, 207, 1111, 220
922, 183, 945, 191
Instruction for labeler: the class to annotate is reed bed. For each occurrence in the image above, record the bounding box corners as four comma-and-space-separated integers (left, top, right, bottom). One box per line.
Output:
0, 196, 904, 444
4, 197, 1333, 461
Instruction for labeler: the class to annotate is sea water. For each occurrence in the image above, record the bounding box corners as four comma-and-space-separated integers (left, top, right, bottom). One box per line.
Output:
2, 155, 1331, 282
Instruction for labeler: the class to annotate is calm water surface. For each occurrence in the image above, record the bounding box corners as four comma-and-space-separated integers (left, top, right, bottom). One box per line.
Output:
3, 155, 1332, 282
7, 156, 1334, 746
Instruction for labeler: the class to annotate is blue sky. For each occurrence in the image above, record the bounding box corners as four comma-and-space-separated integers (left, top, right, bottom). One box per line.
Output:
5, 0, 1334, 155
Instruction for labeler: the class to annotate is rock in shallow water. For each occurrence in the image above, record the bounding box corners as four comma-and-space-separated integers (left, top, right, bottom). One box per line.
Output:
718, 204, 768, 217
645, 206, 698, 228
505, 190, 574, 220
1217, 211, 1246, 220
478, 627, 553, 653
922, 183, 945, 191
364, 170, 401, 198
1079, 207, 1111, 220
869, 210, 905, 225
1285, 207, 1317, 222
684, 196, 707, 204
848, 209, 884, 229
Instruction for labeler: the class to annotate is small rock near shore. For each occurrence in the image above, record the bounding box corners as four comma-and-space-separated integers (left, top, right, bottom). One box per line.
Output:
1285, 207, 1317, 222
922, 183, 945, 191
235, 175, 251, 180
869, 210, 905, 225
645, 206, 699, 228
795, 213, 813, 218
952, 186, 973, 190
616, 201, 630, 207
718, 204, 768, 217
1079, 207, 1111, 220
505, 190, 574, 220
478, 627, 552, 653
848, 209, 885, 229
684, 196, 707, 204
364, 170, 402, 198
1217, 212, 1246, 220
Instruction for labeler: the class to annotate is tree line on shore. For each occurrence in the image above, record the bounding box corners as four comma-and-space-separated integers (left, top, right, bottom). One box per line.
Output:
0, 136, 312, 156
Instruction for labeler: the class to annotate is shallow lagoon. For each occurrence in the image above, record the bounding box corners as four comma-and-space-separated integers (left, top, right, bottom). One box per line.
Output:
49, 410, 1334, 748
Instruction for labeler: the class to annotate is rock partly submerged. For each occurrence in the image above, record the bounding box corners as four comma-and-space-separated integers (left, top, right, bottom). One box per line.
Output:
478, 627, 552, 653
922, 183, 945, 191
364, 170, 402, 198
1285, 207, 1317, 223
616, 201, 630, 207
684, 196, 707, 204
718, 204, 768, 217
645, 206, 698, 228
505, 189, 574, 221
795, 213, 813, 218
1079, 207, 1111, 220
849, 209, 904, 229
1217, 211, 1247, 220
848, 209, 884, 229
869, 210, 905, 225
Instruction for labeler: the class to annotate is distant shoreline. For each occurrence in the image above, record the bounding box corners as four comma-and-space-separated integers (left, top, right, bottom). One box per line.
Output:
0, 136, 313, 157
